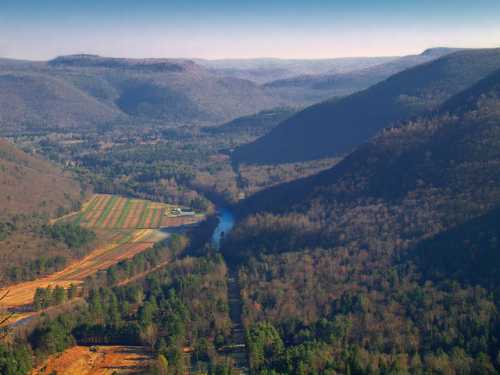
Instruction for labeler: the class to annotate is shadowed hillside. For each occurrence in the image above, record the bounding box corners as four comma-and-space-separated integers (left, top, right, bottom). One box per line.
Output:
204, 107, 297, 139
263, 48, 459, 103
220, 66, 500, 375
233, 48, 500, 164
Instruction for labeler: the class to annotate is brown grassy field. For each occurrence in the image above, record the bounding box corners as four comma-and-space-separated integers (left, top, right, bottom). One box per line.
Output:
0, 229, 165, 309
31, 345, 153, 375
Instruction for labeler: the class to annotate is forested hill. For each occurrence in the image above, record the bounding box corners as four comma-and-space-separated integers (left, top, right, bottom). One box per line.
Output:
232, 48, 500, 165
412, 207, 500, 288
0, 55, 283, 132
204, 107, 297, 138
227, 66, 500, 263
0, 139, 84, 218
262, 47, 459, 103
0, 139, 88, 285
220, 66, 500, 375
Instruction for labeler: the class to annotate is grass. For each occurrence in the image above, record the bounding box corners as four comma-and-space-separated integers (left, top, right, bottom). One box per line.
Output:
115, 198, 132, 228
74, 196, 100, 225
95, 195, 119, 227
138, 201, 150, 228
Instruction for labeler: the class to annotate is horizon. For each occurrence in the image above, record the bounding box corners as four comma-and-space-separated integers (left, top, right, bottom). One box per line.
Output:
0, 46, 472, 62
1, 0, 500, 60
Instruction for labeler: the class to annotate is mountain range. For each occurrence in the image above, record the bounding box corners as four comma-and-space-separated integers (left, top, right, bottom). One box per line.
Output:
233, 48, 500, 164
228, 63, 500, 271
0, 49, 461, 134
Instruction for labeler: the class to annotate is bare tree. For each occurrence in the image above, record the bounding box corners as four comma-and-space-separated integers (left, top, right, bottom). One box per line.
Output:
0, 290, 13, 338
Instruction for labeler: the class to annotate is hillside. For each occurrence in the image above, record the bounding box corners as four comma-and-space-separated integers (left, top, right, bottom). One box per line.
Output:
204, 107, 297, 139
0, 139, 87, 284
263, 48, 459, 103
233, 48, 500, 164
0, 139, 83, 218
0, 55, 284, 133
0, 72, 121, 132
412, 208, 500, 288
221, 66, 500, 374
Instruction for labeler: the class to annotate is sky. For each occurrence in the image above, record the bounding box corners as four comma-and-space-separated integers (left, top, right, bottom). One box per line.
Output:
1, 0, 500, 60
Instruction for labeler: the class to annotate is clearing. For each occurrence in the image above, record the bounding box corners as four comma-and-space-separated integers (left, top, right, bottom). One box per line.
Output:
31, 345, 153, 375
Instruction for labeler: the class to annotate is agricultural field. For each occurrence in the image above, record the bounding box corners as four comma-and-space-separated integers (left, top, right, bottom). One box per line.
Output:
60, 194, 202, 229
31, 345, 153, 375
0, 194, 204, 312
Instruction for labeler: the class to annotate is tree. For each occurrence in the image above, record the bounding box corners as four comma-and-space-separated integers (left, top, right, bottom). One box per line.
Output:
157, 354, 169, 375
53, 286, 67, 306
67, 284, 78, 300
0, 290, 14, 338
33, 288, 46, 311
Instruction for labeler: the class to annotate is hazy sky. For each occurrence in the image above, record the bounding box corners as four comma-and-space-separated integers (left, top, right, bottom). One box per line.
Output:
1, 0, 500, 60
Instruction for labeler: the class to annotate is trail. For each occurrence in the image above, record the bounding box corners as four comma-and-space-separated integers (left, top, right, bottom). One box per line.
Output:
116, 259, 171, 287
222, 267, 249, 374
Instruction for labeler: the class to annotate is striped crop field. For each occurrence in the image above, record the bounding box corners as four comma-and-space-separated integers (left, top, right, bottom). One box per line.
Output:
58, 194, 203, 230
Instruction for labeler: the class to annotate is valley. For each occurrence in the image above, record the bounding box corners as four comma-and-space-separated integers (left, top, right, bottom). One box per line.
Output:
2, 43, 500, 375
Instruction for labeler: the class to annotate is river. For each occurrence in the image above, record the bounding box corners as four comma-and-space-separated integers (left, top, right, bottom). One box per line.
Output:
211, 208, 235, 249
210, 208, 248, 373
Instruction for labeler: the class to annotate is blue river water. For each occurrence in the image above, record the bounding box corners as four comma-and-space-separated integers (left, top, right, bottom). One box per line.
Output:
211, 208, 235, 249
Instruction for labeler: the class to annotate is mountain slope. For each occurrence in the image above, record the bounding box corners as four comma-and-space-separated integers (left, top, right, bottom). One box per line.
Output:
0, 72, 121, 132
263, 48, 459, 102
233, 48, 500, 164
0, 139, 84, 218
204, 107, 297, 139
228, 66, 500, 262
0, 55, 284, 132
0, 139, 89, 284
220, 70, 500, 374
412, 208, 500, 288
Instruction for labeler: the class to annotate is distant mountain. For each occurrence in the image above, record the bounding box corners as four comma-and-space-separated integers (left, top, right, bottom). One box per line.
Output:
49, 54, 192, 72
0, 55, 284, 132
195, 57, 396, 84
0, 72, 121, 132
263, 48, 460, 103
233, 48, 500, 165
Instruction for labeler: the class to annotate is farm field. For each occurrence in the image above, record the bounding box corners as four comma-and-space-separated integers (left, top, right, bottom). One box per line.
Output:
1, 194, 204, 311
31, 345, 153, 375
61, 194, 203, 229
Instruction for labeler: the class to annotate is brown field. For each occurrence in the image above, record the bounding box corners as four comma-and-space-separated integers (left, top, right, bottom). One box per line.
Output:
0, 229, 167, 309
1, 194, 204, 315
32, 345, 153, 375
